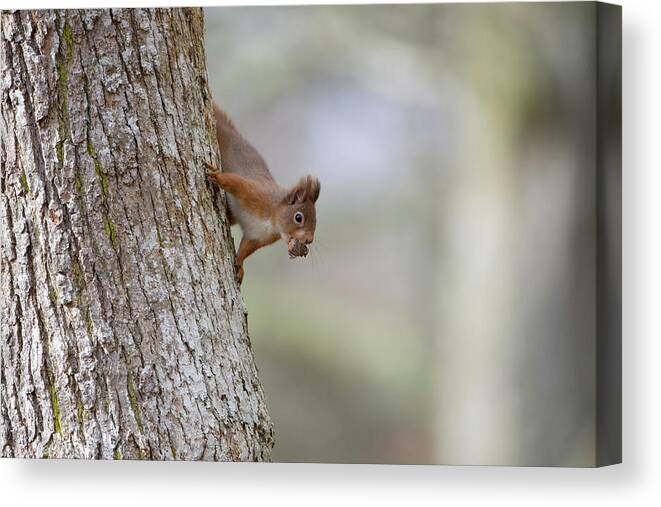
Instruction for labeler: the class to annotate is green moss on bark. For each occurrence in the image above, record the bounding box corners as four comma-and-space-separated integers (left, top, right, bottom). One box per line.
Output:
103, 218, 118, 249
127, 373, 144, 433
47, 371, 62, 435
56, 21, 73, 167
62, 23, 73, 59
20, 172, 29, 193
87, 140, 109, 203
74, 175, 84, 195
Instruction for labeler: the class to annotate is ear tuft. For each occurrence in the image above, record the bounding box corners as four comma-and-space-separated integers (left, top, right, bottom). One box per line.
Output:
285, 176, 321, 204
307, 176, 320, 203
285, 178, 307, 204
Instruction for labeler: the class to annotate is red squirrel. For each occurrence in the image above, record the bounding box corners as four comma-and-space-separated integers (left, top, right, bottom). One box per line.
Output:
207, 103, 320, 285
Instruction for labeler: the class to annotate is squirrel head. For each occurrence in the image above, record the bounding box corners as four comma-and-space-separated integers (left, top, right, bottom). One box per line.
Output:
275, 175, 320, 251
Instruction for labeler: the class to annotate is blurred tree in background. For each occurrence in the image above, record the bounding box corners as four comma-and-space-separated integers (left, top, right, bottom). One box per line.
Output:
205, 3, 603, 465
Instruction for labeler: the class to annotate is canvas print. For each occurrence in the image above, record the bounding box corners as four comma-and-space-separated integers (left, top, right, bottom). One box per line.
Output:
0, 2, 621, 466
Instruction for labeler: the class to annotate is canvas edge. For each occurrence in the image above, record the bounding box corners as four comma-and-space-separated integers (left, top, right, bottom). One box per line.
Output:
595, 1, 622, 468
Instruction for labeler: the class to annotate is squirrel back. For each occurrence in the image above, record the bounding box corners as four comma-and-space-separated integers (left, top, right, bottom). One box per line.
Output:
213, 103, 275, 184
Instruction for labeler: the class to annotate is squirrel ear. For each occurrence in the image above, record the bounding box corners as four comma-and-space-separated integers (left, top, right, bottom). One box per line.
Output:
285, 176, 320, 204
285, 180, 307, 205
308, 176, 320, 203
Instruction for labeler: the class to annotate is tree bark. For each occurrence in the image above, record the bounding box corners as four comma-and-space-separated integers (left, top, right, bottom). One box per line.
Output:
0, 8, 273, 460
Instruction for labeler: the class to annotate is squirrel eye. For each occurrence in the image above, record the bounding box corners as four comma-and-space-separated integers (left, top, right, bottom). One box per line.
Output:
294, 212, 304, 224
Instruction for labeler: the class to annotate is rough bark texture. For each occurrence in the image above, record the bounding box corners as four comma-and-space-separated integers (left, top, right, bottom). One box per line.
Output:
0, 8, 273, 460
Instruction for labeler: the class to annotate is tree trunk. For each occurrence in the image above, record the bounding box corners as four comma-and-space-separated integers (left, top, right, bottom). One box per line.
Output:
0, 8, 273, 460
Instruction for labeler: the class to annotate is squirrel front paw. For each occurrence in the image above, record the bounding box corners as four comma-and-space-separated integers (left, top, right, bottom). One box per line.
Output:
205, 163, 222, 184
205, 162, 219, 173
234, 264, 244, 286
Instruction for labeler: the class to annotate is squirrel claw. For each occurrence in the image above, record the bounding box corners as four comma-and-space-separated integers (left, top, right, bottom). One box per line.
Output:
234, 264, 244, 286
205, 162, 220, 178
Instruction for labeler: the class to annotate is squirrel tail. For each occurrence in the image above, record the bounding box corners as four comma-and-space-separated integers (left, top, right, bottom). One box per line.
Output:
213, 102, 237, 132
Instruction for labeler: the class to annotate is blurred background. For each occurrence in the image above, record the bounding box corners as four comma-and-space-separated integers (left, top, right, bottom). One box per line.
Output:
205, 3, 600, 466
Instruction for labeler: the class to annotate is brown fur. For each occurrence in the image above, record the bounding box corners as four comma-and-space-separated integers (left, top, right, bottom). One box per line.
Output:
213, 104, 274, 183
207, 103, 320, 285
206, 170, 273, 221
